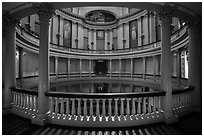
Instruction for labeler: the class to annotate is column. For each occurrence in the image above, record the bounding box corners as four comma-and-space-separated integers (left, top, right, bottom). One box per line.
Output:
18, 47, 24, 87
88, 29, 92, 50
32, 3, 54, 126
79, 59, 82, 77
105, 30, 108, 50
3, 14, 17, 114
93, 30, 97, 50
143, 57, 146, 79
89, 59, 92, 77
176, 50, 181, 86
188, 20, 202, 111
109, 30, 113, 50
159, 5, 176, 123
153, 56, 156, 80
117, 24, 123, 49
119, 59, 122, 77
130, 58, 133, 78
109, 60, 112, 77
67, 58, 70, 78
55, 56, 58, 78
150, 12, 156, 43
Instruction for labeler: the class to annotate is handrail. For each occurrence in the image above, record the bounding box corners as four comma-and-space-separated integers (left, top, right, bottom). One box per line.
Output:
172, 86, 194, 95
45, 91, 166, 98
10, 87, 38, 96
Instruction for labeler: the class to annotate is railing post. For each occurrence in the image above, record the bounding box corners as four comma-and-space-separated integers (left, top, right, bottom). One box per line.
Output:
114, 98, 119, 121
102, 99, 106, 121
83, 99, 88, 121
137, 98, 141, 118
142, 97, 147, 118
60, 98, 65, 118
76, 98, 81, 121
71, 98, 76, 120
120, 98, 125, 121
55, 97, 59, 117
89, 99, 94, 121
108, 99, 112, 121
49, 97, 54, 117
126, 98, 131, 120
95, 99, 100, 121
65, 98, 70, 119
131, 98, 136, 120
148, 97, 152, 117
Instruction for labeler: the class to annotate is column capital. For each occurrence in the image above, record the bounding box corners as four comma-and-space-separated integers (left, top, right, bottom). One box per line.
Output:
3, 13, 19, 28
156, 3, 173, 24
33, 3, 54, 22
186, 17, 201, 34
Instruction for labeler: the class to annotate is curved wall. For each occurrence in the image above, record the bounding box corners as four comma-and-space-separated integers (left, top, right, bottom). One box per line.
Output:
16, 6, 189, 80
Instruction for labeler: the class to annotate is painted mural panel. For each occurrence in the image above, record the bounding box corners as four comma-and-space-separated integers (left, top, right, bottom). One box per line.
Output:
63, 19, 72, 47
130, 20, 138, 48
85, 10, 116, 23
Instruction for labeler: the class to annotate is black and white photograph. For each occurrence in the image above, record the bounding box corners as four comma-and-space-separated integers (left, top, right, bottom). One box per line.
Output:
2, 1, 202, 135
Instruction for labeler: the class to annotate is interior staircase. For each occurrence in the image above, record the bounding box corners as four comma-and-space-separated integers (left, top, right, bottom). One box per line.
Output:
2, 113, 201, 135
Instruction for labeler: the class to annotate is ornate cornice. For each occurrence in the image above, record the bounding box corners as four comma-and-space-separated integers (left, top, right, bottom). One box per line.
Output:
33, 3, 55, 21
156, 3, 173, 24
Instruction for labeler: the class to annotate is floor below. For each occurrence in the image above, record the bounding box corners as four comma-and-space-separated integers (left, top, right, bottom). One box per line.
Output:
2, 112, 202, 135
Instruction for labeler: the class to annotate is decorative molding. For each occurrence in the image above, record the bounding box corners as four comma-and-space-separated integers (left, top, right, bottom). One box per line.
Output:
156, 3, 173, 24
33, 3, 54, 21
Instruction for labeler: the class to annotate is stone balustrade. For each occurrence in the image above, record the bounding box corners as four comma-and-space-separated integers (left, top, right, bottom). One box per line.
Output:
10, 85, 193, 127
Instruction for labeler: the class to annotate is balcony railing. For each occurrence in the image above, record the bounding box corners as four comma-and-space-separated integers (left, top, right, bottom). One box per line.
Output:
10, 85, 193, 127
16, 24, 187, 55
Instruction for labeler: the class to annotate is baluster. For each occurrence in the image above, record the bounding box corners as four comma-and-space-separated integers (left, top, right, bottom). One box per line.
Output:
102, 99, 106, 121
131, 98, 136, 120
148, 97, 152, 117
153, 97, 157, 116
71, 98, 76, 120
55, 97, 59, 117
77, 98, 81, 121
23, 94, 27, 110
142, 97, 147, 118
108, 99, 112, 121
65, 98, 70, 119
158, 96, 161, 113
20, 93, 23, 109
120, 98, 125, 121
95, 99, 100, 121
126, 98, 131, 120
29, 95, 34, 112
27, 94, 30, 112
24, 94, 29, 113
180, 95, 183, 110
114, 98, 119, 121
15, 92, 18, 108
49, 97, 54, 117
18, 93, 21, 109
183, 94, 186, 109
83, 99, 88, 121
33, 96, 38, 113
175, 96, 179, 111
184, 94, 188, 109
60, 98, 65, 118
137, 98, 141, 118
89, 99, 94, 121
12, 92, 16, 108
24, 94, 27, 111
